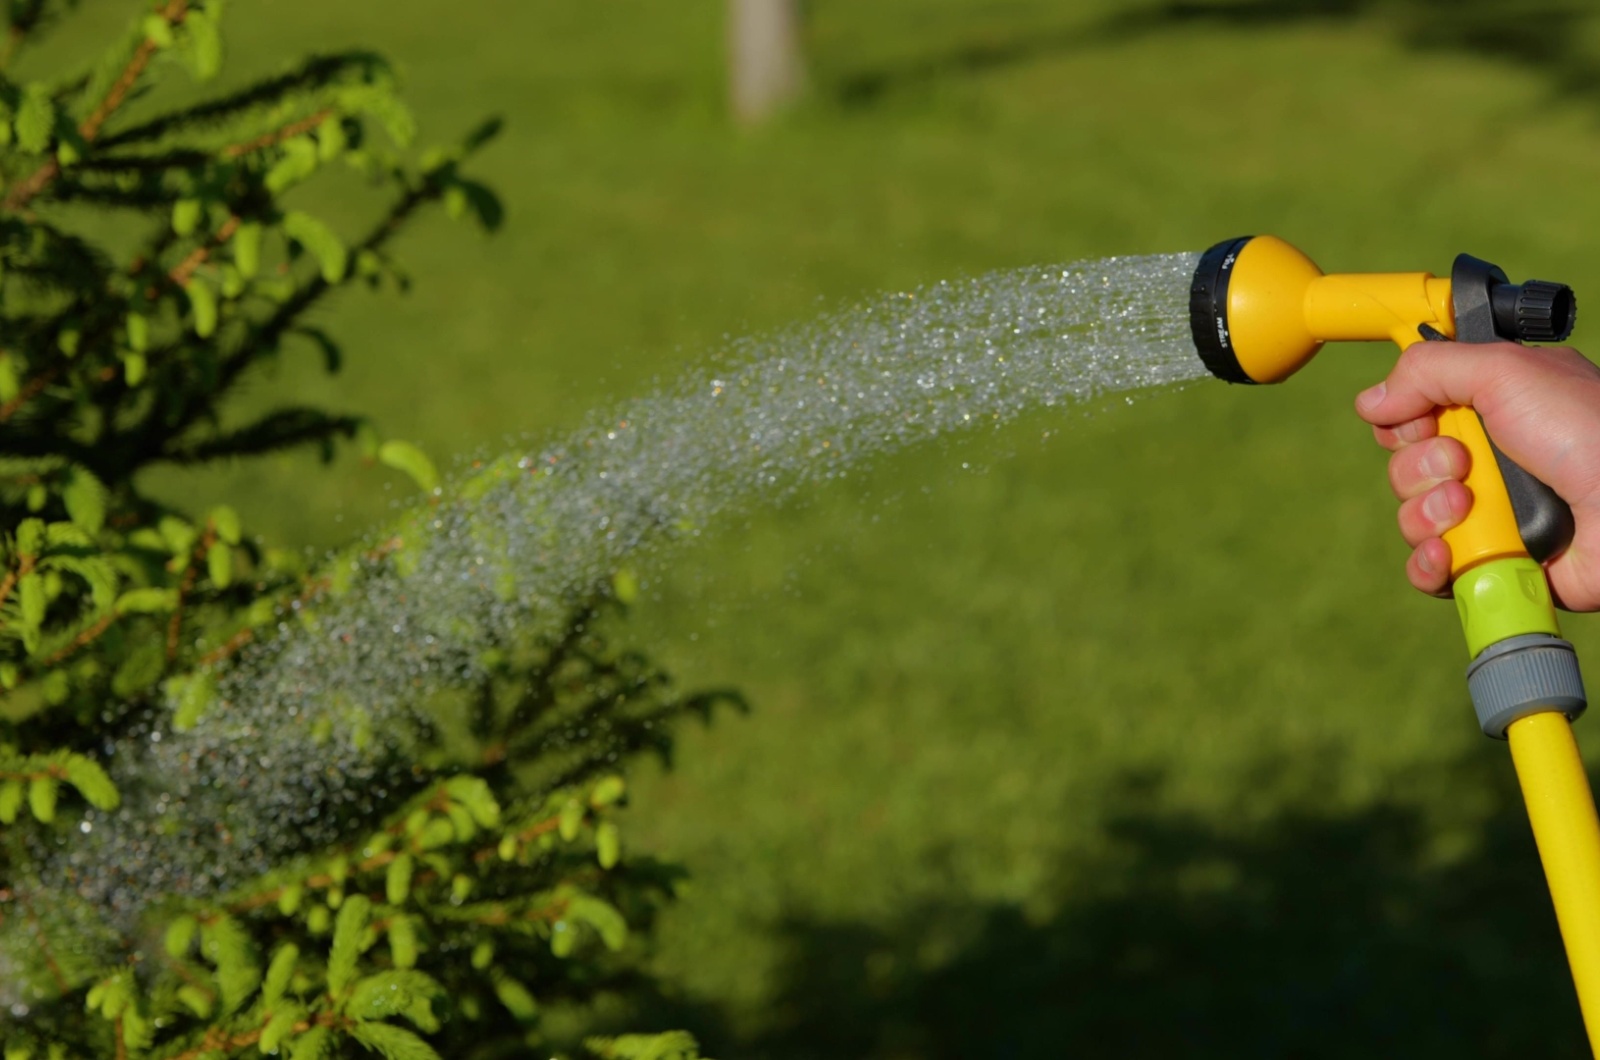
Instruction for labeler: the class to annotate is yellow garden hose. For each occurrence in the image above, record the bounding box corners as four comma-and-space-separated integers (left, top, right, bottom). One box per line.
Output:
1510, 711, 1600, 1054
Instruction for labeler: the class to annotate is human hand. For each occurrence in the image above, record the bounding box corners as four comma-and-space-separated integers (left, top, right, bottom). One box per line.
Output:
1354, 340, 1600, 611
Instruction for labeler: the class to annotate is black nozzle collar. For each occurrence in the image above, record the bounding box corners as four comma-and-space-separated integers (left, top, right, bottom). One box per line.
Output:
1454, 254, 1577, 345
1190, 236, 1255, 384
1491, 279, 1576, 343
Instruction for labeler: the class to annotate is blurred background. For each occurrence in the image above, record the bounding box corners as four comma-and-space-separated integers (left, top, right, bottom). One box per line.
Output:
38, 0, 1600, 1054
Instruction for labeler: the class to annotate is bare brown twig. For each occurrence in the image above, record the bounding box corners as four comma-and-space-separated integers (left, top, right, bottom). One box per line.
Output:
42, 611, 118, 667
166, 1013, 337, 1060
222, 107, 333, 158
168, 215, 242, 289
0, 364, 62, 423
198, 626, 254, 668
0, 554, 35, 615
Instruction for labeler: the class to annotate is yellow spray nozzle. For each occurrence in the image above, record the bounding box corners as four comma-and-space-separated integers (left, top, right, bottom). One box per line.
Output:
1188, 233, 1579, 577
1189, 234, 1575, 384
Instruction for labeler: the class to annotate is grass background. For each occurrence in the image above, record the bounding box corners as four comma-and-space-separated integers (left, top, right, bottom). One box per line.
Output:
29, 1, 1600, 1054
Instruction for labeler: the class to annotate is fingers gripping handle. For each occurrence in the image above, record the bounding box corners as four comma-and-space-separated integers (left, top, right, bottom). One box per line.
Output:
1417, 328, 1574, 568
1434, 406, 1560, 574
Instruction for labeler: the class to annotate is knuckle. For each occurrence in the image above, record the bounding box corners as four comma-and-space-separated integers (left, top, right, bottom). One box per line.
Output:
1387, 455, 1411, 496
1397, 339, 1448, 375
1397, 500, 1427, 546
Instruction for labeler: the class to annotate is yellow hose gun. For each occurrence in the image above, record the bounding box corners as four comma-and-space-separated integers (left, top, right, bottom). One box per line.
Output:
1189, 235, 1597, 1050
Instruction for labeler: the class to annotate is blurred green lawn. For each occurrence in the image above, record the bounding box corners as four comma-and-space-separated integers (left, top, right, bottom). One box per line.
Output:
33, 1, 1600, 1054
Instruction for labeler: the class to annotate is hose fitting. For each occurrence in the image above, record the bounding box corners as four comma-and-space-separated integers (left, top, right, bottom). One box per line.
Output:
1468, 633, 1587, 739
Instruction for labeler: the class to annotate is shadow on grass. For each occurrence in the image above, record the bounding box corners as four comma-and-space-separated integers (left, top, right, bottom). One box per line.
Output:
834, 22, 1097, 107
637, 747, 1592, 1058
834, 0, 1600, 111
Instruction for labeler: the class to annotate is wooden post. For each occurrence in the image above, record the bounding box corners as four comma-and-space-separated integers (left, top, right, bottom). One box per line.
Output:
729, 0, 805, 125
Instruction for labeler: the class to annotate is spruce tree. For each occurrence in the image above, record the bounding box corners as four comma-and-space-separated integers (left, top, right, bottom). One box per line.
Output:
0, 4, 728, 1056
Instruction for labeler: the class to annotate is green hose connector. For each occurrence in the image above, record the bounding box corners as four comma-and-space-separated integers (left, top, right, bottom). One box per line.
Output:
1455, 557, 1562, 657
1456, 557, 1585, 738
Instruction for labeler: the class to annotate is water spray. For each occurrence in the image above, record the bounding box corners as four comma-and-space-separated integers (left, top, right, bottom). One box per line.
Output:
1190, 234, 1600, 1049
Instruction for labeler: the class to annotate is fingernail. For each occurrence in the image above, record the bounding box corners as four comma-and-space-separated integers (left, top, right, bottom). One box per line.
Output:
1417, 548, 1435, 576
1422, 444, 1454, 480
1423, 488, 1454, 525
1356, 382, 1386, 412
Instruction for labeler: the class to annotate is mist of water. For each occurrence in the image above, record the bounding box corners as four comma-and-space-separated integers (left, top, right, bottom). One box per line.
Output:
6, 252, 1208, 1003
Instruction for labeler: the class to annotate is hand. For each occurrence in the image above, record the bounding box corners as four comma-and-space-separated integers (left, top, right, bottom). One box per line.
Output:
1354, 340, 1600, 611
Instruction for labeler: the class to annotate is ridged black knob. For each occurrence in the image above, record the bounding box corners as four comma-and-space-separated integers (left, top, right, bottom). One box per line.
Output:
1513, 279, 1577, 342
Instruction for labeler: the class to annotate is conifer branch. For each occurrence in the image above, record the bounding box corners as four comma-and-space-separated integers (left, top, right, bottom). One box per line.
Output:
0, 554, 36, 615
167, 523, 216, 662
198, 626, 254, 668
159, 947, 214, 995
0, 363, 62, 423
48, 176, 188, 212
1, 157, 58, 213
471, 813, 564, 864
2, 0, 189, 213
17, 891, 70, 993
0, 427, 97, 466
105, 123, 498, 471
222, 107, 332, 158
135, 174, 444, 456
169, 213, 241, 288
100, 52, 388, 149
106, 204, 392, 465
5, 222, 116, 324
222, 165, 447, 373
70, 150, 211, 173
79, 24, 165, 145
0, 9, 674, 1055
233, 799, 570, 913
166, 1012, 337, 1060
131, 222, 183, 294
497, 606, 595, 740
163, 407, 364, 465
41, 610, 117, 667
0, 761, 66, 783
457, 897, 569, 928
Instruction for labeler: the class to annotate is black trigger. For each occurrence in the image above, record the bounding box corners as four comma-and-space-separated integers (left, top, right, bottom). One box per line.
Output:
1418, 323, 1449, 342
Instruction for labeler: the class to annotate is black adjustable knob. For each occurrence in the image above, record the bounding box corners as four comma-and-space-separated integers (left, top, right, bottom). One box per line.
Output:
1491, 279, 1577, 343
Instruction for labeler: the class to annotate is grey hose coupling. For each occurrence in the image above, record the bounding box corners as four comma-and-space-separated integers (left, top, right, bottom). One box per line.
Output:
1466, 633, 1587, 739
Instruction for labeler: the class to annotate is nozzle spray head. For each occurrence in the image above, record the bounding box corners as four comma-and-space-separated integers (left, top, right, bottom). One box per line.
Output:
1189, 235, 1326, 384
